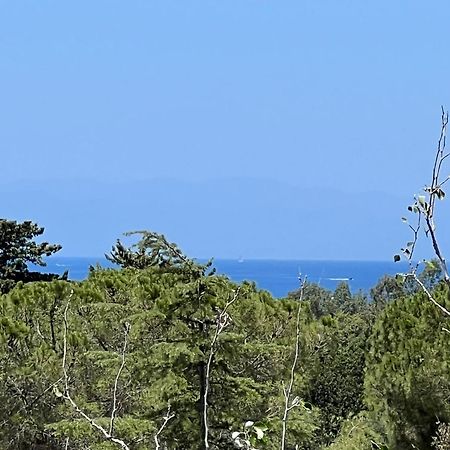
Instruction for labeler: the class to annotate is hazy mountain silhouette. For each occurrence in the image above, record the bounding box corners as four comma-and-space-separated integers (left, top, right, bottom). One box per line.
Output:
1, 178, 413, 260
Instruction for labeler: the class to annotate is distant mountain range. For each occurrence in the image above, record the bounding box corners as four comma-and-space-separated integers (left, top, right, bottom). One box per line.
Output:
0, 177, 428, 260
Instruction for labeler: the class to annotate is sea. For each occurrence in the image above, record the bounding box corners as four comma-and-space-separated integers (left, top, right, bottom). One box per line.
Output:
37, 257, 410, 298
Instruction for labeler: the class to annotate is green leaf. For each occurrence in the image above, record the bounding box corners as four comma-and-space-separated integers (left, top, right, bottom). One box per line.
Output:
53, 386, 63, 398
418, 195, 426, 206
395, 273, 405, 284
253, 426, 264, 440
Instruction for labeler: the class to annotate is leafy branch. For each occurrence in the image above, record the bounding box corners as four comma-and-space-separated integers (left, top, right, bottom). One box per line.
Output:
396, 107, 450, 318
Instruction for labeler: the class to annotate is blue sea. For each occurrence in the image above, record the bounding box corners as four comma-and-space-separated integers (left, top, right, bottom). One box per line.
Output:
37, 257, 409, 298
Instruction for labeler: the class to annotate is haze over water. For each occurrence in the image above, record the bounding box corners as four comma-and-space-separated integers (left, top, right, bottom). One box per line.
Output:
3, 2, 450, 263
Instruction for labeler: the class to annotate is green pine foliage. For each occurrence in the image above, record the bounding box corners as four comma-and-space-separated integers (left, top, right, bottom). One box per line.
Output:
0, 219, 63, 293
365, 282, 450, 450
307, 313, 371, 445
324, 413, 386, 450
0, 259, 322, 449
2, 225, 450, 449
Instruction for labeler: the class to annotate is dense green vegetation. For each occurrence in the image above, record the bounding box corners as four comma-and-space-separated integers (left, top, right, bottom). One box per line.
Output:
0, 219, 64, 294
0, 220, 449, 449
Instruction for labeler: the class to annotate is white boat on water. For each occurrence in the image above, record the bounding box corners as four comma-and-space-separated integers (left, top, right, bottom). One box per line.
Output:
327, 277, 353, 281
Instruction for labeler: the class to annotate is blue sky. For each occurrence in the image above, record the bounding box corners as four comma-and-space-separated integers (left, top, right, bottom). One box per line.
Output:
2, 1, 450, 259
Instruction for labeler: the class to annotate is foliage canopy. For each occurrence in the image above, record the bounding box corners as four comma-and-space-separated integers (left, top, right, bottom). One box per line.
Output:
0, 219, 63, 293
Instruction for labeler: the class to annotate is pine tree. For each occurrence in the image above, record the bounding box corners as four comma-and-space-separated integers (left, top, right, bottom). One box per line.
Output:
365, 283, 450, 450
0, 219, 63, 293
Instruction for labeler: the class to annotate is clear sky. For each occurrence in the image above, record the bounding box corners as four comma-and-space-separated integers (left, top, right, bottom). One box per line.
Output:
2, 1, 450, 259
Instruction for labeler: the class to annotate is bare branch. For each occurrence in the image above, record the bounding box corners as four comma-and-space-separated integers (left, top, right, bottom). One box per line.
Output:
203, 287, 241, 450
61, 291, 131, 450
400, 110, 450, 281
405, 211, 421, 268
154, 404, 175, 450
110, 322, 131, 435
423, 109, 450, 282
281, 276, 307, 450
406, 273, 450, 317
398, 110, 450, 326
